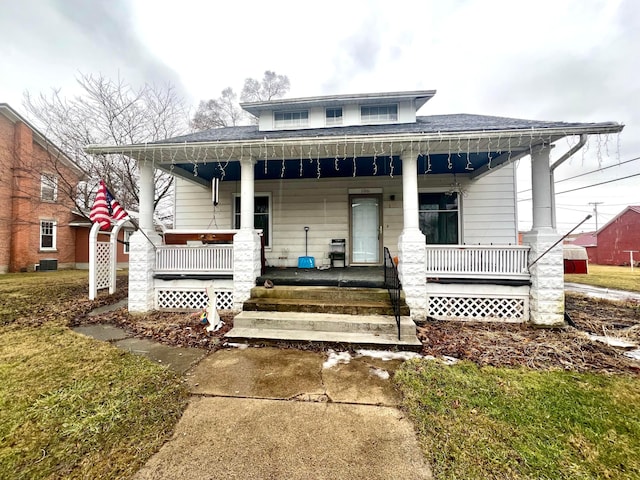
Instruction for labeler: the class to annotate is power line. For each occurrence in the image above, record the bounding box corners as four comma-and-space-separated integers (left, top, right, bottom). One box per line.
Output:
517, 155, 640, 194
518, 171, 640, 201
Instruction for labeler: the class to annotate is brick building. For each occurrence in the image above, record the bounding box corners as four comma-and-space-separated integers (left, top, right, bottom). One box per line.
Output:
0, 103, 85, 273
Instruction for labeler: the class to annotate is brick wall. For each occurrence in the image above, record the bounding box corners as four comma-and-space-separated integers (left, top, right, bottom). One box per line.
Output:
0, 115, 14, 273
0, 112, 81, 272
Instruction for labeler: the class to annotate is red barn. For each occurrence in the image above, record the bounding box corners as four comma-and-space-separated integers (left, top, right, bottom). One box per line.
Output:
592, 206, 640, 266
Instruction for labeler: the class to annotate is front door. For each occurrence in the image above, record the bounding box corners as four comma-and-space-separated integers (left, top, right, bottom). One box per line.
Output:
350, 195, 382, 265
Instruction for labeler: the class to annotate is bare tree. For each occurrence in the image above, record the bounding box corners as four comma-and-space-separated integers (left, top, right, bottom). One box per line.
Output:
190, 71, 290, 131
241, 70, 290, 102
23, 73, 189, 218
190, 87, 244, 130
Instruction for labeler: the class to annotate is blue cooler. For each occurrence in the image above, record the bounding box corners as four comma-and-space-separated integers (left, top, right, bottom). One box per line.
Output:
297, 256, 315, 268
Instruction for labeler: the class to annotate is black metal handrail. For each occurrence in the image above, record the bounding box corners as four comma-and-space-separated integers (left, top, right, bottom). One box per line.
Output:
383, 247, 401, 340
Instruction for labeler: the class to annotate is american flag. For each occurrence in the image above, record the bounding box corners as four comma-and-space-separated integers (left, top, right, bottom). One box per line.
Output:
89, 180, 129, 230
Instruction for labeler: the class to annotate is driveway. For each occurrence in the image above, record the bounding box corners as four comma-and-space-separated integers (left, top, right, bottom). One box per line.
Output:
565, 282, 640, 302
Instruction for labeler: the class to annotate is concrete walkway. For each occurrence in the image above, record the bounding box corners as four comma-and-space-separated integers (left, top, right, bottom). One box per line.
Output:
136, 347, 432, 480
73, 305, 432, 480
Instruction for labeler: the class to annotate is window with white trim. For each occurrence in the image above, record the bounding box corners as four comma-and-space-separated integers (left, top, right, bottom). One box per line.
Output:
123, 230, 132, 254
360, 104, 398, 123
40, 174, 58, 202
233, 194, 271, 247
40, 220, 57, 250
418, 192, 459, 244
325, 107, 343, 126
274, 110, 308, 128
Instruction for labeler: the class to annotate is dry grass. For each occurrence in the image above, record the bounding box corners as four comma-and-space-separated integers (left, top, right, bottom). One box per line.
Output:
0, 270, 189, 479
565, 264, 640, 292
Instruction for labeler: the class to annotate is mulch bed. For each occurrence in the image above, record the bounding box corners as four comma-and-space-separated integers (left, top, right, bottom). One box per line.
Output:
75, 289, 640, 375
417, 294, 640, 375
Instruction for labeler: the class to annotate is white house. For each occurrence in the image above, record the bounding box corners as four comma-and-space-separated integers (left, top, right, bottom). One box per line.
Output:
86, 90, 622, 344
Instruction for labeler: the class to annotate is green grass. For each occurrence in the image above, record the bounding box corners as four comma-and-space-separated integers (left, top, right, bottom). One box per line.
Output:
396, 360, 640, 479
0, 270, 189, 479
565, 264, 640, 292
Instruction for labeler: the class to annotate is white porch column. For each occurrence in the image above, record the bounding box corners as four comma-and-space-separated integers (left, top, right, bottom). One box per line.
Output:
398, 147, 427, 320
233, 157, 262, 310
129, 161, 162, 312
522, 145, 564, 326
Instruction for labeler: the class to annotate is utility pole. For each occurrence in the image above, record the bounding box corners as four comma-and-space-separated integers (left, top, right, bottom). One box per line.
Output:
588, 202, 603, 230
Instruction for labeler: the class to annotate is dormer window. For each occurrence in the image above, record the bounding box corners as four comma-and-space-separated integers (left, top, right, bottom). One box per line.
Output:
325, 107, 343, 126
274, 110, 308, 129
361, 104, 398, 123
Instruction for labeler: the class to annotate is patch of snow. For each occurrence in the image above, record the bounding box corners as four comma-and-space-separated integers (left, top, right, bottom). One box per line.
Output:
227, 342, 249, 350
323, 349, 352, 369
442, 356, 459, 365
355, 349, 423, 361
624, 349, 640, 361
587, 334, 637, 349
370, 367, 390, 380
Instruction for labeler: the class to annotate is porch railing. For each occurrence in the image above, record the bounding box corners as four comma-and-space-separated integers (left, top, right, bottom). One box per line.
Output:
155, 244, 234, 275
383, 247, 401, 340
425, 245, 530, 279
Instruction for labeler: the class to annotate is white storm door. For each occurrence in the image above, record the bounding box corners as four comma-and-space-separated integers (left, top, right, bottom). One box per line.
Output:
350, 195, 381, 264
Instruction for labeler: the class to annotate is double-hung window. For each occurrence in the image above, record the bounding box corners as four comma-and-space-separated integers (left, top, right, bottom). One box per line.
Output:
41, 174, 58, 202
40, 220, 57, 250
123, 230, 132, 254
418, 193, 459, 244
360, 104, 398, 123
325, 107, 343, 126
274, 110, 308, 129
233, 194, 271, 247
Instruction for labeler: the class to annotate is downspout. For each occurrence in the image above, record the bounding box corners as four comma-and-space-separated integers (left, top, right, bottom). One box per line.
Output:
549, 134, 588, 229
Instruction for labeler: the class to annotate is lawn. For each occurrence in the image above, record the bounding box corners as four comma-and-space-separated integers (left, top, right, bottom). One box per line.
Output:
0, 271, 189, 479
396, 360, 640, 480
565, 264, 640, 292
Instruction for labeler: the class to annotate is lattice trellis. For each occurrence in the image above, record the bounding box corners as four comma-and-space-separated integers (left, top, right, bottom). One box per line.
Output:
156, 289, 234, 311
428, 295, 526, 321
95, 242, 112, 290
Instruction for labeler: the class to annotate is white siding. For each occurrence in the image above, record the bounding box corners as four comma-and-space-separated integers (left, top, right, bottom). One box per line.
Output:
173, 163, 519, 265
462, 164, 518, 244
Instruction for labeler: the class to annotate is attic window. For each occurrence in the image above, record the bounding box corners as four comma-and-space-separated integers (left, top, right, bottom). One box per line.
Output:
274, 110, 308, 128
361, 104, 398, 123
325, 107, 343, 126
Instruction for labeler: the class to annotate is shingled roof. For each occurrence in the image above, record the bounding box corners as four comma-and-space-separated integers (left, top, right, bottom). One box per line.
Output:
155, 114, 620, 145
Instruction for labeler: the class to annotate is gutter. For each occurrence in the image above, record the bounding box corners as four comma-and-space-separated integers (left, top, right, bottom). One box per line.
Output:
549, 134, 588, 228
85, 125, 623, 156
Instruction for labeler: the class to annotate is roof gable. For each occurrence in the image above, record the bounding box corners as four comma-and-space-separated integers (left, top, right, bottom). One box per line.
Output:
0, 103, 86, 178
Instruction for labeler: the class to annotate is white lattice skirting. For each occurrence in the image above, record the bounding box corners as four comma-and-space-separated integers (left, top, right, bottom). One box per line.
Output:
156, 289, 234, 311
95, 242, 112, 290
427, 294, 528, 322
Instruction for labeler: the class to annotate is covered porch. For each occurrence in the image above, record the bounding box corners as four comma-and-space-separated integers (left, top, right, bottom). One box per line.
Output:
87, 117, 622, 326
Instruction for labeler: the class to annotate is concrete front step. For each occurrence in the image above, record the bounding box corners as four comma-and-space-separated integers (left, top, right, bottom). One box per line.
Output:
243, 298, 410, 316
232, 311, 419, 340
225, 327, 422, 348
245, 286, 410, 316
250, 286, 401, 303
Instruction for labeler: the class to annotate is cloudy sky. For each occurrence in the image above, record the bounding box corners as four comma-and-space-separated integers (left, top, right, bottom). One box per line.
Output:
1, 0, 639, 231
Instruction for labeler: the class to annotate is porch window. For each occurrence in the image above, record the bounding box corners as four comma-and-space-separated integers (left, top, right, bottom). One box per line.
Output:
41, 174, 58, 202
360, 104, 398, 123
325, 107, 343, 126
274, 110, 308, 128
233, 194, 271, 247
418, 192, 458, 244
40, 220, 56, 250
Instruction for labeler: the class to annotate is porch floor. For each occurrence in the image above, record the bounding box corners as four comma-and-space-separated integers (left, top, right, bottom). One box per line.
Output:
257, 266, 385, 288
